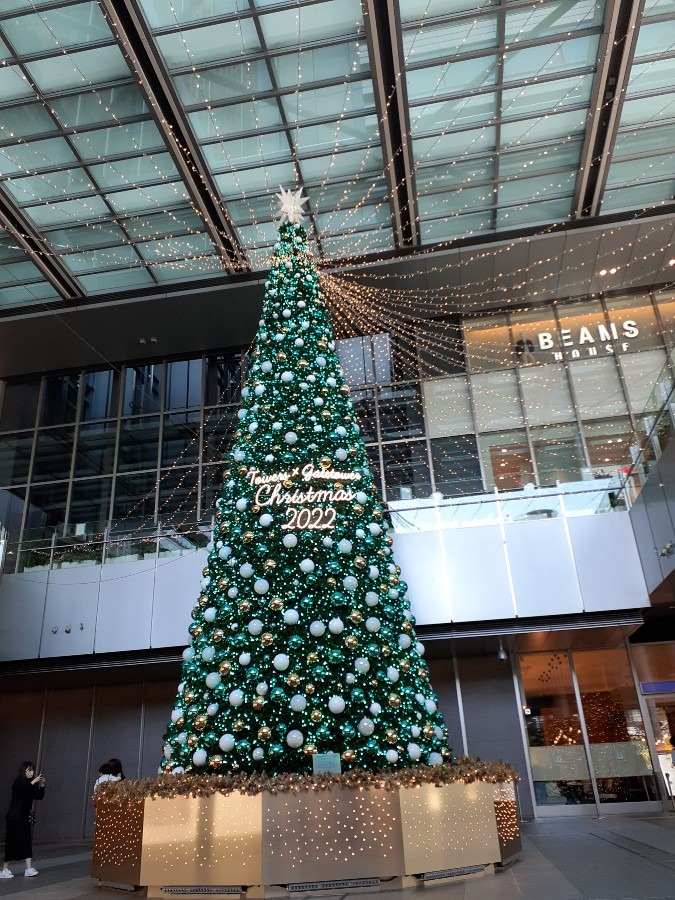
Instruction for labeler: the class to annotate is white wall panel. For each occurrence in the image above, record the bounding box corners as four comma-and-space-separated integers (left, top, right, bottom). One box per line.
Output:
568, 514, 649, 612
391, 530, 451, 625
440, 526, 516, 621
0, 571, 48, 661
95, 560, 156, 653
151, 551, 203, 648
504, 519, 583, 618
40, 568, 99, 657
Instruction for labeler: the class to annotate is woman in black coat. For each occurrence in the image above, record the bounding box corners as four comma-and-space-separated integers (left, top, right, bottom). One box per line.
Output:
1, 762, 45, 879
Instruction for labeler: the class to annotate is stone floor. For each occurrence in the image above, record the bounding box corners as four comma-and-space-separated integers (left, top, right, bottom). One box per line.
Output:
0, 813, 674, 899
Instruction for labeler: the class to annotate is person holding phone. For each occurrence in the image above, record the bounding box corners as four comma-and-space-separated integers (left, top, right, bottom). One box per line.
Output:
1, 762, 45, 878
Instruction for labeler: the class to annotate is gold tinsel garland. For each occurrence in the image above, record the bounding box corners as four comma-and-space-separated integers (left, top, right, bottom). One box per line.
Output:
95, 757, 518, 804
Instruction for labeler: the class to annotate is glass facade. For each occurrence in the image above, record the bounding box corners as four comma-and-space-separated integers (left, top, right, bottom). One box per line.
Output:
0, 288, 673, 568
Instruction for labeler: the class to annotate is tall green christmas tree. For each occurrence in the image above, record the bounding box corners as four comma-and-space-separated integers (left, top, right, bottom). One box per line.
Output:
161, 189, 450, 776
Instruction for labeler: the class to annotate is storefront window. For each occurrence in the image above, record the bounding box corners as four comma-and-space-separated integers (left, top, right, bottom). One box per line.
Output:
620, 348, 669, 414
655, 289, 675, 348
477, 429, 534, 490
582, 418, 633, 477
605, 295, 662, 353
519, 365, 574, 425
471, 369, 524, 431
520, 652, 594, 806
530, 423, 585, 485
416, 318, 464, 377
381, 440, 431, 501
430, 435, 482, 496
165, 358, 203, 410
464, 314, 512, 371
510, 306, 559, 367
568, 358, 628, 420
0, 379, 40, 431
632, 643, 675, 798
574, 648, 657, 804
423, 376, 473, 438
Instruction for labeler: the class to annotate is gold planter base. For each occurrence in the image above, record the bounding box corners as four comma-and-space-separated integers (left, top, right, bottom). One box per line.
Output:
92, 780, 520, 895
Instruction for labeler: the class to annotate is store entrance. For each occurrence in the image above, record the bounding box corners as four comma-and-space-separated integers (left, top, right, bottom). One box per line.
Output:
644, 696, 675, 800
519, 649, 660, 815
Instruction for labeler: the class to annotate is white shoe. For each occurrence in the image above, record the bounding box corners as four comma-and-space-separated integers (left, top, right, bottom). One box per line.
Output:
0, 869, 13, 878
24, 868, 38, 877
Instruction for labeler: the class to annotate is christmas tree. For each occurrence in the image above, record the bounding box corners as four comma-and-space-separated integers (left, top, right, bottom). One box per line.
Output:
161, 189, 450, 776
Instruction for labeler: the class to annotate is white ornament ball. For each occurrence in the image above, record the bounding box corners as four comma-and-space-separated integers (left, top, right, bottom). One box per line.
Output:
254, 579, 270, 595
170, 708, 183, 723
192, 749, 208, 767
368, 565, 379, 579
207, 703, 219, 716
309, 620, 325, 637
290, 694, 307, 712
261, 361, 273, 373
358, 718, 375, 736
247, 423, 258, 434
240, 563, 254, 578
200, 577, 210, 589
425, 698, 437, 714
386, 749, 399, 764
273, 653, 290, 671
369, 702, 382, 716
286, 729, 304, 748
248, 619, 264, 635
336, 426, 347, 437
322, 536, 333, 547
416, 642, 426, 656
239, 652, 251, 666
407, 743, 422, 761
316, 356, 327, 367
205, 672, 221, 689
365, 592, 379, 607
285, 431, 298, 445
233, 449, 245, 462
398, 634, 412, 649
299, 558, 315, 573
182, 647, 194, 661
328, 618, 344, 635
256, 682, 269, 696
338, 539, 352, 554
259, 513, 273, 527
227, 587, 239, 599
218, 546, 231, 560
365, 617, 381, 633
219, 734, 235, 752
163, 744, 172, 759
343, 575, 358, 591
328, 696, 345, 714
284, 609, 300, 625
252, 747, 264, 761
203, 607, 217, 623
281, 371, 293, 383
355, 491, 368, 504
335, 448, 348, 461
411, 725, 421, 739
345, 673, 356, 685
428, 753, 443, 766
201, 647, 215, 662
229, 689, 244, 707
282, 533, 298, 548
172, 766, 185, 774
236, 498, 248, 511
368, 522, 382, 536
354, 657, 370, 674
387, 666, 399, 683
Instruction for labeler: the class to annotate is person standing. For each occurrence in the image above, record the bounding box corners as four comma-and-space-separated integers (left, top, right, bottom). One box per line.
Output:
1, 762, 45, 878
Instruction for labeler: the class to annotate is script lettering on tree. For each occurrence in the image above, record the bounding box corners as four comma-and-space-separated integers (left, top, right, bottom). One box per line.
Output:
246, 463, 361, 530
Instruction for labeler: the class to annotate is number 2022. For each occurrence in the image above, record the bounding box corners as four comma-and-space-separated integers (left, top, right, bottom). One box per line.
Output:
282, 506, 337, 530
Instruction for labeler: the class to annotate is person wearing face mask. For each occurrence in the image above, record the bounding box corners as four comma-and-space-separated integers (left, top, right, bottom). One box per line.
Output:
1, 762, 45, 879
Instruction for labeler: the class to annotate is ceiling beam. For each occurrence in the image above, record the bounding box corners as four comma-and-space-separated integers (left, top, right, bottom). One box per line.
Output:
101, 0, 249, 272
573, 0, 645, 218
362, 0, 419, 249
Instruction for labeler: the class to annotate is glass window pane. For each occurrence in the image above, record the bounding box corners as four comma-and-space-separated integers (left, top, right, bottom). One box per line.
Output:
161, 411, 200, 467
3, 2, 110, 54
201, 464, 224, 517
165, 358, 203, 410
430, 434, 482, 496
50, 84, 148, 128
416, 319, 465, 377
156, 18, 260, 69
117, 416, 160, 472
378, 385, 425, 440
0, 486, 26, 539
471, 369, 524, 430
280, 80, 375, 124
112, 470, 156, 522
205, 354, 243, 406
465, 315, 512, 371
351, 389, 378, 444
505, 0, 603, 43
175, 59, 272, 106
0, 432, 33, 486
569, 358, 627, 419
407, 56, 498, 103
403, 14, 498, 63
530, 423, 585, 485
620, 348, 668, 414
604, 295, 662, 352
423, 376, 473, 438
519, 652, 594, 807
26, 45, 130, 94
25, 481, 68, 532
258, 0, 363, 50
0, 137, 77, 176
520, 365, 574, 425
81, 370, 119, 421
0, 103, 58, 139
478, 429, 534, 491
574, 648, 658, 803
32, 427, 74, 482
0, 379, 40, 431
271, 42, 369, 88
189, 99, 283, 140
74, 422, 117, 478
631, 644, 675, 686
582, 418, 633, 477
70, 121, 164, 160
503, 35, 598, 82
157, 466, 199, 524
381, 440, 431, 501
68, 477, 112, 528
502, 74, 593, 119
202, 407, 237, 464
411, 93, 496, 133
123, 364, 162, 416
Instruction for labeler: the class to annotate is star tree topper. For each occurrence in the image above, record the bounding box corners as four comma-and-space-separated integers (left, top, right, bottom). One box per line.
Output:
276, 186, 309, 225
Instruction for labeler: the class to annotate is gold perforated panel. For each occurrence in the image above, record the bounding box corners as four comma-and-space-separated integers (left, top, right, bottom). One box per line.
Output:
263, 787, 405, 883
398, 782, 501, 874
91, 799, 144, 885
139, 792, 263, 887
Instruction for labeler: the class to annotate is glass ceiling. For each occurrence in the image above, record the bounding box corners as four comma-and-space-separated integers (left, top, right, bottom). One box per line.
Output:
0, 0, 673, 310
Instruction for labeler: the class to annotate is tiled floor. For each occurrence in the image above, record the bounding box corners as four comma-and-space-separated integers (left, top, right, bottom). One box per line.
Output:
0, 814, 674, 899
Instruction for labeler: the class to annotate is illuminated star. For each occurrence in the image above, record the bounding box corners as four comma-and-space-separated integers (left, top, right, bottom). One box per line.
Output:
276, 186, 309, 225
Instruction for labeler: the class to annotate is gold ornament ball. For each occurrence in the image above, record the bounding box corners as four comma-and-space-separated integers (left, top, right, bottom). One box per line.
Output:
353, 504, 364, 515
233, 719, 244, 732
217, 579, 228, 590
349, 609, 362, 623
344, 635, 358, 650
326, 576, 336, 586
269, 597, 283, 611
377, 550, 386, 558
213, 629, 224, 643
321, 410, 331, 418
277, 351, 287, 361
370, 678, 379, 687
307, 652, 318, 664
261, 632, 274, 646
385, 536, 393, 546
386, 729, 398, 744
264, 558, 277, 570
442, 747, 452, 758
184, 691, 195, 703
252, 504, 261, 513
354, 556, 366, 568
287, 673, 301, 687
187, 734, 198, 747
243, 531, 254, 543
298, 358, 308, 368
400, 660, 411, 672
304, 744, 317, 755
238, 466, 248, 476
342, 749, 356, 763
320, 457, 332, 469
310, 710, 323, 723
209, 755, 223, 768
239, 600, 251, 613
258, 726, 272, 741
340, 385, 350, 395
403, 621, 413, 633
175, 716, 184, 729
388, 693, 401, 708
306, 683, 315, 694
418, 668, 428, 681
202, 566, 209, 577
382, 644, 391, 656
252, 696, 265, 711
349, 447, 358, 456
219, 661, 232, 675
389, 575, 399, 585
423, 724, 435, 739
194, 715, 208, 731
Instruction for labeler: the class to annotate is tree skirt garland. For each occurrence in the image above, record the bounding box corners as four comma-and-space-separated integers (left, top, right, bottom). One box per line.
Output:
95, 757, 518, 803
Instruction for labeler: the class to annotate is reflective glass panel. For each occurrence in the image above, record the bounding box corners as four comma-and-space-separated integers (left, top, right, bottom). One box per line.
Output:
32, 427, 74, 482
161, 411, 200, 467
112, 470, 157, 522
430, 435, 482, 496
41, 375, 80, 426
165, 358, 203, 410
0, 379, 40, 431
381, 440, 432, 501
378, 385, 425, 440
68, 476, 112, 528
74, 422, 117, 478
157, 466, 199, 523
574, 648, 657, 803
0, 432, 33, 486
202, 407, 237, 464
530, 423, 585, 485
117, 416, 160, 472
478, 429, 534, 490
25, 481, 68, 532
123, 365, 161, 416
